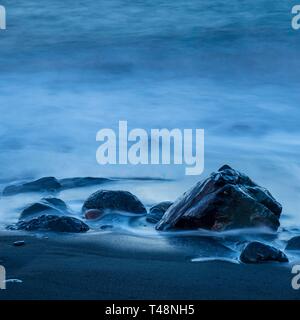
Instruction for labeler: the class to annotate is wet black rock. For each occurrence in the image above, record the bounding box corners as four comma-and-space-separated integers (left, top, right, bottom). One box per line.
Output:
59, 177, 111, 189
3, 177, 61, 196
82, 190, 147, 215
147, 201, 173, 223
240, 241, 288, 263
12, 215, 89, 233
286, 236, 300, 250
20, 197, 69, 220
156, 165, 282, 231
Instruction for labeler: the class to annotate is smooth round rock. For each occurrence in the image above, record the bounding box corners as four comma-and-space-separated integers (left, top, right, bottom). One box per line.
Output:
240, 241, 288, 264
82, 190, 147, 215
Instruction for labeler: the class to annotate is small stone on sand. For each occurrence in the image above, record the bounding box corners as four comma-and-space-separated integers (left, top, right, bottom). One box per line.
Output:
13, 240, 25, 247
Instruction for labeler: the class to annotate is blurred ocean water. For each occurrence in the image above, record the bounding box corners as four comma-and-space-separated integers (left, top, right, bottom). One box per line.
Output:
0, 1, 300, 227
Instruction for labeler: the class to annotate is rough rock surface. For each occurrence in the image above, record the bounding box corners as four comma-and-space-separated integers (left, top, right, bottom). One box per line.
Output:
156, 165, 282, 231
20, 197, 69, 220
147, 201, 173, 223
240, 241, 288, 263
82, 190, 147, 215
12, 215, 89, 233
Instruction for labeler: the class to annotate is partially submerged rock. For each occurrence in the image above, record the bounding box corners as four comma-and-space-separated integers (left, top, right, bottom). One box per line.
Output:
82, 190, 147, 216
156, 165, 282, 231
2, 176, 112, 196
12, 215, 89, 233
240, 241, 288, 263
147, 201, 173, 223
3, 177, 61, 196
286, 236, 300, 250
20, 197, 69, 220
59, 177, 111, 189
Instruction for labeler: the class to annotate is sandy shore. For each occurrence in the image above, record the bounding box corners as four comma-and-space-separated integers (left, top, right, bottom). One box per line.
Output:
0, 230, 299, 300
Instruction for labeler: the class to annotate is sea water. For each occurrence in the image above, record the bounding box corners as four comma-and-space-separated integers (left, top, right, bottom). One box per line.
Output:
0, 1, 299, 234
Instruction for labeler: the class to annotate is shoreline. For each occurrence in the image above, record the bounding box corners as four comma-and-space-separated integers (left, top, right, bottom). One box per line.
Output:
0, 231, 299, 300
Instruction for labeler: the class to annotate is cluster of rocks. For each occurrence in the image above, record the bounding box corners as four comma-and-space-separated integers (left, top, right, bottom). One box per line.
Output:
8, 196, 90, 233
4, 165, 299, 264
7, 188, 149, 233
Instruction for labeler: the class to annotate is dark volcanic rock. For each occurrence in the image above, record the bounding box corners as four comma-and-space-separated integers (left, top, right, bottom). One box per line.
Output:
286, 236, 300, 250
59, 177, 111, 189
20, 197, 69, 220
156, 165, 282, 231
13, 215, 89, 233
240, 241, 288, 263
147, 201, 173, 223
82, 190, 147, 215
3, 177, 61, 196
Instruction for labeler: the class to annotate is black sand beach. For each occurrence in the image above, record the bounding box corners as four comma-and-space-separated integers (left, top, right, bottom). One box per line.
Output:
0, 231, 299, 300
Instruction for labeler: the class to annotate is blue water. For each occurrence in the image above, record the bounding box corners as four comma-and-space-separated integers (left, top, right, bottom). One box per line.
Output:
0, 1, 300, 228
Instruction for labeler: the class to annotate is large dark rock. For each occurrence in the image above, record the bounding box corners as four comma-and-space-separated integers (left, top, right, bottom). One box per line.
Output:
20, 197, 69, 220
240, 241, 288, 263
156, 165, 282, 231
82, 190, 147, 216
3, 177, 61, 196
12, 215, 89, 233
286, 236, 300, 250
147, 201, 173, 223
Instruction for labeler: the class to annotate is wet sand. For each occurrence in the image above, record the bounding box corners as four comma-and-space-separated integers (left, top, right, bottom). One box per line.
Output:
0, 231, 299, 300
